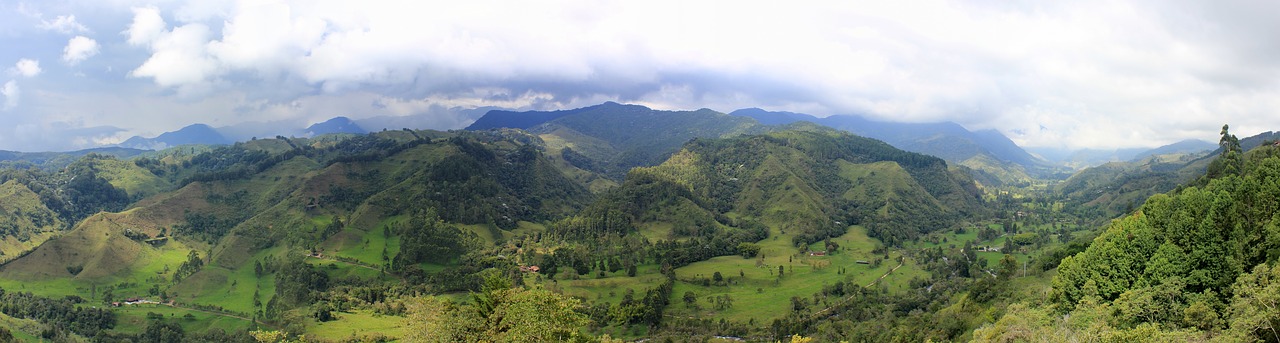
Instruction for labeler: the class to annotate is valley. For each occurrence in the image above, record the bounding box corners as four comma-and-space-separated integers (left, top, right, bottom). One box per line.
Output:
0, 104, 1269, 342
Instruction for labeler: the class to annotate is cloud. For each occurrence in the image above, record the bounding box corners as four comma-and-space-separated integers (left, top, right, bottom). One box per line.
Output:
3, 0, 1280, 151
125, 6, 166, 46
2, 80, 18, 110
10, 59, 40, 77
39, 14, 89, 34
62, 36, 100, 65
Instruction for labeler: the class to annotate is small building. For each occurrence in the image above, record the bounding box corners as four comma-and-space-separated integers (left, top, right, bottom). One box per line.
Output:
855, 260, 870, 265
809, 251, 827, 256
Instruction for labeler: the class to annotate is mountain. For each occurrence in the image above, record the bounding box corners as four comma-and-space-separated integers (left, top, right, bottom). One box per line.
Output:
357, 106, 499, 132
470, 102, 766, 179
728, 107, 819, 125
304, 116, 365, 136
0, 147, 148, 170
1129, 139, 1215, 161
1029, 147, 1148, 169
465, 106, 584, 130
729, 108, 1056, 184
1055, 133, 1272, 220
0, 130, 595, 325
118, 124, 232, 150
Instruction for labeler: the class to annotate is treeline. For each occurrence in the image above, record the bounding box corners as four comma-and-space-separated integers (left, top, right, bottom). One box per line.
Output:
0, 288, 115, 338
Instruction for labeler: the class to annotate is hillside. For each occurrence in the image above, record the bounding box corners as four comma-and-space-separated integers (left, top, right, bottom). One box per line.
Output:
552, 125, 987, 250
975, 128, 1280, 342
472, 102, 766, 179
119, 124, 232, 150
729, 108, 1057, 185
0, 130, 601, 340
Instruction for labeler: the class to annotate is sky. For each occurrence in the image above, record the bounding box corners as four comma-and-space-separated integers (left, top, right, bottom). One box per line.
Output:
1, 0, 1278, 152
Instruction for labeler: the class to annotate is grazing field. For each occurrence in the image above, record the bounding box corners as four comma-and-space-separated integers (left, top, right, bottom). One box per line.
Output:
304, 309, 406, 341
668, 225, 927, 323
110, 305, 254, 335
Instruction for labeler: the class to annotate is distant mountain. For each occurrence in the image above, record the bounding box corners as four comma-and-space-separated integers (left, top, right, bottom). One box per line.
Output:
1028, 147, 1147, 169
0, 147, 148, 170
358, 106, 499, 132
466, 106, 585, 130
468, 102, 765, 179
728, 108, 819, 125
305, 116, 365, 136
117, 124, 231, 150
1054, 132, 1277, 220
1129, 139, 1215, 161
728, 108, 1055, 184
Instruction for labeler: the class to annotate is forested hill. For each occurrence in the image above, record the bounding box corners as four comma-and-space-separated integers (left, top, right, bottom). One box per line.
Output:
730, 108, 1059, 185
0, 129, 603, 339
554, 126, 985, 251
976, 129, 1280, 341
469, 102, 765, 179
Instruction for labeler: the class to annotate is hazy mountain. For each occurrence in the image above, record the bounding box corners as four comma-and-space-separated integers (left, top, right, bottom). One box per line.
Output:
470, 102, 765, 178
358, 106, 499, 132
304, 116, 365, 136
1129, 139, 1215, 161
0, 147, 148, 169
729, 108, 1056, 184
466, 106, 584, 130
118, 124, 231, 150
728, 108, 819, 125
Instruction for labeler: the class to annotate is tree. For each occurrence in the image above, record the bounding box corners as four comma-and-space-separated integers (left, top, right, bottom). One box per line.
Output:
405, 286, 588, 343
140, 321, 185, 343
997, 254, 1018, 280
683, 291, 698, 309
1228, 263, 1280, 341
713, 271, 724, 285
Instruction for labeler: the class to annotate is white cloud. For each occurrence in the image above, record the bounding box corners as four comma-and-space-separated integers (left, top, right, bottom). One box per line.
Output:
125, 6, 166, 46
39, 14, 89, 34
9, 59, 40, 78
0, 0, 1273, 150
62, 36, 100, 65
2, 80, 18, 110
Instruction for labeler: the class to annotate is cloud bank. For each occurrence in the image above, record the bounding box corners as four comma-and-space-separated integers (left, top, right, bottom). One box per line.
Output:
0, 0, 1279, 151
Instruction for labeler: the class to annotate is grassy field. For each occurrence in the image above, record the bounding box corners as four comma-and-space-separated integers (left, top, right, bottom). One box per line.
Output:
530, 224, 930, 324
110, 305, 254, 335
667, 225, 928, 323
303, 309, 406, 341
178, 247, 284, 316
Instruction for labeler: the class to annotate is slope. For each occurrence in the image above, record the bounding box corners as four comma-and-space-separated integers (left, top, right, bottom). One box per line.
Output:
471, 102, 766, 179
729, 108, 1056, 185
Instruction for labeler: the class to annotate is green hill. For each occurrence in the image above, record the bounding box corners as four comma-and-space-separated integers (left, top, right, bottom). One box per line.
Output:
0, 180, 63, 264
0, 130, 598, 340
1056, 148, 1213, 220
475, 102, 766, 179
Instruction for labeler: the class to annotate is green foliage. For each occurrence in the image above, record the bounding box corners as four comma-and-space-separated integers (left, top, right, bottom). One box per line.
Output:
393, 210, 482, 268
1048, 140, 1280, 338
172, 250, 204, 283
406, 286, 590, 343
0, 287, 115, 338
274, 257, 329, 308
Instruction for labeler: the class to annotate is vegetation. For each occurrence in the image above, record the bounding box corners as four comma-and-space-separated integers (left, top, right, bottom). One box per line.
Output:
0, 116, 1275, 342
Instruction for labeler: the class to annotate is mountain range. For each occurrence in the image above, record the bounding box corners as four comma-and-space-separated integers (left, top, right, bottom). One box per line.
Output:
0, 97, 1276, 341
